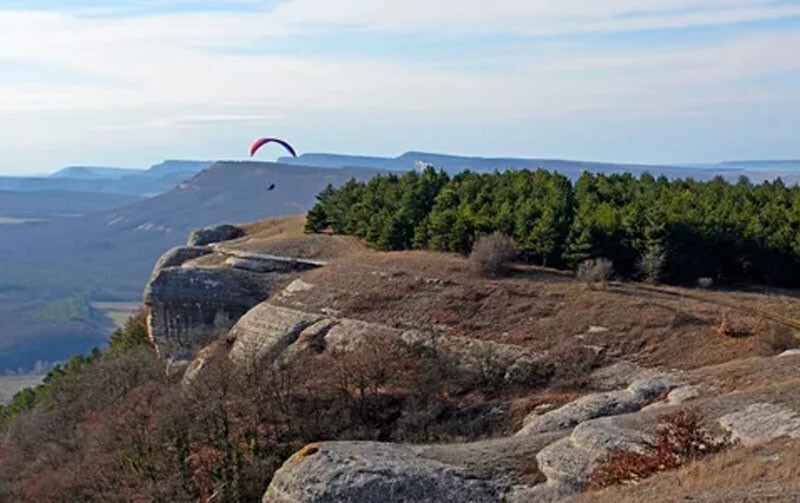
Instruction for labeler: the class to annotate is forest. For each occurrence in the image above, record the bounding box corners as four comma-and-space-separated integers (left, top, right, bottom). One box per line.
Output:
305, 168, 800, 285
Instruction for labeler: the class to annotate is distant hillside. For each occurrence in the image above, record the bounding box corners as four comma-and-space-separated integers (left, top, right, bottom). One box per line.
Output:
280, 151, 800, 183
0, 190, 140, 220
0, 160, 213, 196
0, 162, 387, 372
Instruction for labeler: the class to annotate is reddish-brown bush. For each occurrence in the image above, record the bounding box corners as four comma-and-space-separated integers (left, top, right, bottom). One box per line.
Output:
588, 409, 731, 490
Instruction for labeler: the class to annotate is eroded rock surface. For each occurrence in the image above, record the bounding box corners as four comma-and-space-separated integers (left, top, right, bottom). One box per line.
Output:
217, 301, 547, 387
146, 238, 327, 361
228, 304, 321, 366
150, 246, 212, 274
188, 224, 244, 246
145, 266, 272, 359
263, 442, 501, 503
719, 402, 800, 446
517, 375, 677, 436
534, 417, 653, 493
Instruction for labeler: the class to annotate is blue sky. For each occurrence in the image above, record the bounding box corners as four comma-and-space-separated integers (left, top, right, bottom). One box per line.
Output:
1, 0, 799, 174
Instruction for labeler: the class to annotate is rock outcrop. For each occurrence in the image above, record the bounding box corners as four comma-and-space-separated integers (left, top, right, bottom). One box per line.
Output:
140, 224, 800, 502
214, 301, 547, 387
150, 246, 212, 273
187, 224, 244, 246
719, 402, 800, 446
145, 266, 272, 360
145, 229, 328, 360
517, 375, 677, 436
529, 416, 654, 497
228, 304, 322, 366
263, 442, 501, 503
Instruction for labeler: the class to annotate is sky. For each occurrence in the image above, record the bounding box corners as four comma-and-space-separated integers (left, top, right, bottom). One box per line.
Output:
0, 0, 799, 174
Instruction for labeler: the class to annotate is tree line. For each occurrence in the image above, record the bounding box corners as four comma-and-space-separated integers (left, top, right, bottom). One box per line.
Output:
306, 168, 800, 285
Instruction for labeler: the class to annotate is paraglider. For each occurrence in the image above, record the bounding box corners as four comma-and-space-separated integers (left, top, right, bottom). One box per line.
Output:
249, 137, 296, 192
249, 137, 297, 158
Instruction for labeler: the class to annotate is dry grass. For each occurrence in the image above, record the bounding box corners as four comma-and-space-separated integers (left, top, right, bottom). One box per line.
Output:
267, 248, 795, 371
231, 215, 367, 261
240, 214, 306, 238
224, 218, 800, 376
579, 439, 800, 503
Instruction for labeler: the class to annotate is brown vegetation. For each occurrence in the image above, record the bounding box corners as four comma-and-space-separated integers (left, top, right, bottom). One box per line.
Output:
0, 323, 527, 501
581, 439, 800, 503
587, 410, 731, 491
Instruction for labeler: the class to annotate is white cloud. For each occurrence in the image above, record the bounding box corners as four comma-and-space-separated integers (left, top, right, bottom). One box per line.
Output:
0, 1, 799, 171
265, 0, 800, 35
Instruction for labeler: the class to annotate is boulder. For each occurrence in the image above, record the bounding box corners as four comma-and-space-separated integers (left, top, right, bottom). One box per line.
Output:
719, 403, 800, 446
263, 442, 501, 503
224, 303, 546, 388
518, 375, 676, 436
590, 361, 667, 390
149, 246, 212, 278
534, 416, 653, 493
223, 254, 325, 274
281, 279, 315, 296
188, 224, 244, 246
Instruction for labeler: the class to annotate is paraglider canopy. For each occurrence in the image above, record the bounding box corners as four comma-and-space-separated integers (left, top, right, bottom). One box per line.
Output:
249, 137, 297, 158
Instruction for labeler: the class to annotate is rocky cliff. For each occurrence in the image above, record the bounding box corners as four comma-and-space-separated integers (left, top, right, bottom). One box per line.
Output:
262, 351, 800, 502
143, 224, 325, 360
143, 220, 800, 502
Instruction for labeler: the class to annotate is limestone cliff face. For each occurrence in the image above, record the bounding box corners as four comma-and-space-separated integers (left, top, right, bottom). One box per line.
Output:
143, 225, 324, 360
145, 263, 273, 360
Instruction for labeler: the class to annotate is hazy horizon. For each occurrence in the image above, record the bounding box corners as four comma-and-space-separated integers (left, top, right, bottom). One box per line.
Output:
6, 151, 800, 178
1, 1, 799, 174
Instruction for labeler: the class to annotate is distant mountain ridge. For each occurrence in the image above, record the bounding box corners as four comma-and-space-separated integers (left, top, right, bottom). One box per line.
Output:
1, 160, 214, 196
279, 151, 800, 183
50, 167, 143, 179
719, 160, 800, 170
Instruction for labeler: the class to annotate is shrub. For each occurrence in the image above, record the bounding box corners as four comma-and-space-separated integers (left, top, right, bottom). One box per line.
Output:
638, 244, 667, 285
697, 277, 714, 289
577, 258, 614, 287
765, 323, 800, 352
469, 233, 517, 278
107, 309, 150, 354
588, 409, 731, 490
